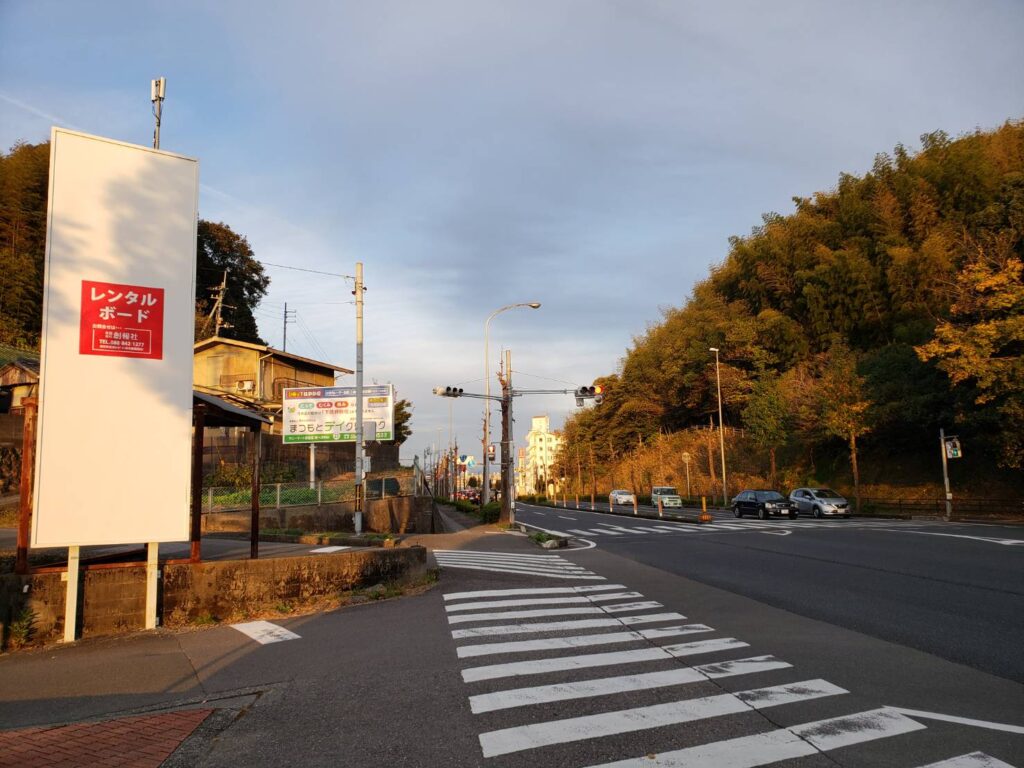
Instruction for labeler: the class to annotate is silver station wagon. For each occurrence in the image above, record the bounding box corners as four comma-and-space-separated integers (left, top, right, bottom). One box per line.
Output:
789, 487, 851, 518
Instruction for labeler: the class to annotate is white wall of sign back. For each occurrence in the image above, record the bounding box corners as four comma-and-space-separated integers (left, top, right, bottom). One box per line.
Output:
32, 129, 198, 547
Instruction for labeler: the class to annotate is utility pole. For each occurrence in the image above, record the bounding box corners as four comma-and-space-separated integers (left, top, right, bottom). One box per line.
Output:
710, 347, 728, 505
353, 262, 365, 534
498, 350, 514, 525
282, 302, 296, 350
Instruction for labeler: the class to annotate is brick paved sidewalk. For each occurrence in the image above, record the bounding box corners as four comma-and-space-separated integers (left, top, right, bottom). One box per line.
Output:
0, 708, 212, 768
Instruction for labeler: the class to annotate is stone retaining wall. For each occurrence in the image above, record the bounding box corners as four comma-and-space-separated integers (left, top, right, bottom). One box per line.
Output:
0, 546, 427, 651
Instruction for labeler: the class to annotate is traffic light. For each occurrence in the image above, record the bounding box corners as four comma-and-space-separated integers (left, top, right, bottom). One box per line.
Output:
433, 386, 464, 397
574, 384, 604, 404
487, 443, 496, 462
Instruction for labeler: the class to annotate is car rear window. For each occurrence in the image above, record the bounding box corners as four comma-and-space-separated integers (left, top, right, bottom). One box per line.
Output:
755, 491, 785, 501
814, 489, 840, 498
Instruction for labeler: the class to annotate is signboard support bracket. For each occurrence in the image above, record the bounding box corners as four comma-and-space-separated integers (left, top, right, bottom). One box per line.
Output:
63, 546, 80, 643
145, 543, 159, 629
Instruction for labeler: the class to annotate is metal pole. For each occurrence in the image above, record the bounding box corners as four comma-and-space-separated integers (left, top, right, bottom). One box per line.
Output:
713, 349, 728, 505
354, 262, 365, 534
148, 78, 164, 628
250, 424, 261, 559
63, 545, 80, 643
483, 315, 493, 506
940, 428, 952, 521
283, 301, 288, 350
189, 404, 205, 563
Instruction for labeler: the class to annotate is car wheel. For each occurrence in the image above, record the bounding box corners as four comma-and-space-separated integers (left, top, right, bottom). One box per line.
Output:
758, 506, 768, 520
813, 506, 822, 519
733, 505, 742, 518
789, 512, 797, 519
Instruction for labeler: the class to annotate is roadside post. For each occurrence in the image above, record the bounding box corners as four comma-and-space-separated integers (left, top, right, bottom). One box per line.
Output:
939, 428, 961, 521
658, 496, 663, 518
682, 451, 691, 499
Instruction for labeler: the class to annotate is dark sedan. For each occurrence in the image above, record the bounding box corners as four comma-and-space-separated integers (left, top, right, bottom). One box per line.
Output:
732, 490, 797, 520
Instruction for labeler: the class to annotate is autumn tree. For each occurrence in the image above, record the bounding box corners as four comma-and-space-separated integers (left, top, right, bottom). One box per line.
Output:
816, 344, 873, 511
917, 233, 1024, 466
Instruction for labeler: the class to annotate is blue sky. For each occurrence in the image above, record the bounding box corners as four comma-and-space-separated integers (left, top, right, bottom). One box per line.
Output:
2, 1, 1023, 463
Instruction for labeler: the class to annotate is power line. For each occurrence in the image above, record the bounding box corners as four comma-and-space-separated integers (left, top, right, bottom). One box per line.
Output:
260, 262, 354, 280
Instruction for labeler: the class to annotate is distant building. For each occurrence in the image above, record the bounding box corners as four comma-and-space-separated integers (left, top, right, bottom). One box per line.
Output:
524, 415, 562, 496
515, 446, 528, 496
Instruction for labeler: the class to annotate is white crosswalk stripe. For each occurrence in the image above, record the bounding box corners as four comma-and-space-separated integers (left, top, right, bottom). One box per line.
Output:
916, 753, 1016, 768
478, 679, 846, 757
434, 549, 605, 580
441, 564, 1014, 766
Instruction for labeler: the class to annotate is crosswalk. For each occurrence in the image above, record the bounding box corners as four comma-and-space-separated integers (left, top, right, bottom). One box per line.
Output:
547, 515, 937, 539
440, 579, 1018, 766
433, 549, 605, 580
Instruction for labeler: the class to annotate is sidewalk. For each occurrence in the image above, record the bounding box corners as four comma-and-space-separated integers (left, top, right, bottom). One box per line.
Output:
0, 708, 212, 768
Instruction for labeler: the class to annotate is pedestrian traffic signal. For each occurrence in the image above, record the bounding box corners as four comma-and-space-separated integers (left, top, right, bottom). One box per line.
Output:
433, 386, 464, 397
487, 443, 496, 462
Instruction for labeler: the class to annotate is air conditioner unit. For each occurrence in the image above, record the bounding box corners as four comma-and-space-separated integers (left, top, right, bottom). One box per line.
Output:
236, 380, 255, 392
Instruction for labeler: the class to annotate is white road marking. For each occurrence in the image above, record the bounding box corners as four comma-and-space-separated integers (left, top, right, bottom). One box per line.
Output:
309, 545, 351, 553
435, 549, 578, 562
478, 679, 845, 757
231, 620, 300, 645
879, 529, 1024, 546
449, 607, 608, 624
557, 515, 575, 520
791, 707, 927, 750
451, 613, 686, 639
470, 667, 707, 713
443, 584, 624, 601
446, 596, 604, 612
462, 647, 672, 682
581, 729, 818, 767
461, 637, 748, 682
434, 555, 593, 572
591, 528, 625, 535
762, 530, 792, 536
601, 601, 664, 612
916, 752, 1016, 768
434, 562, 607, 579
888, 706, 1024, 735
455, 625, 713, 658
694, 655, 793, 678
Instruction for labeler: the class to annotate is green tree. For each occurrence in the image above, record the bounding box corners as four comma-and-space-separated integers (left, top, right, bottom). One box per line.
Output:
195, 220, 269, 344
392, 398, 413, 445
742, 371, 789, 487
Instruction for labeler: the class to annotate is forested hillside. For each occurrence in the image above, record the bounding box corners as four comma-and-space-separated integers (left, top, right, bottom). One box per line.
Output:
557, 122, 1024, 502
0, 140, 268, 348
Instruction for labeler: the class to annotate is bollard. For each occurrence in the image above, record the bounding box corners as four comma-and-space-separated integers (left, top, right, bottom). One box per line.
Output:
658, 497, 663, 518
700, 495, 712, 524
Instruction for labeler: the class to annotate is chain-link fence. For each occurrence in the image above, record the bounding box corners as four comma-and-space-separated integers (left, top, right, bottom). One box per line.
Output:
203, 470, 426, 515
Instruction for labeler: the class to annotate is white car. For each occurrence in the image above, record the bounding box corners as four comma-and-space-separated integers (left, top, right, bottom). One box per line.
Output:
609, 489, 636, 506
651, 486, 683, 508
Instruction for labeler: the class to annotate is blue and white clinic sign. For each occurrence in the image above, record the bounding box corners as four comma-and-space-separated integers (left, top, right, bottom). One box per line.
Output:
282, 385, 394, 443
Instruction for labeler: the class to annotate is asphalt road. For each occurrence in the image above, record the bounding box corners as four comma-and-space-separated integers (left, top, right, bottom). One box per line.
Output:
1, 517, 1021, 766
516, 502, 1024, 683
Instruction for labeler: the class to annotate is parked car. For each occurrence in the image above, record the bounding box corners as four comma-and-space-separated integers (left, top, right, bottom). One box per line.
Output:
609, 489, 636, 506
732, 489, 797, 519
651, 486, 683, 508
789, 487, 851, 518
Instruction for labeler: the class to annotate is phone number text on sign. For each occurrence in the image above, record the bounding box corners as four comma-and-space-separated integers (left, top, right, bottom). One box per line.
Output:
79, 279, 165, 359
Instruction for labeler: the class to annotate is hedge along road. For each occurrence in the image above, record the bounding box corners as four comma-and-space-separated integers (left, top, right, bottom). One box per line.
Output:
513, 501, 1024, 684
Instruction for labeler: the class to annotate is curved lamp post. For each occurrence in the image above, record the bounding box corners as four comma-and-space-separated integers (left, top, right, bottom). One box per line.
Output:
482, 302, 541, 505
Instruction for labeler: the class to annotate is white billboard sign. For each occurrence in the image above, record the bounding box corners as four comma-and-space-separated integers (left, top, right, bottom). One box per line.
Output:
282, 385, 394, 443
32, 128, 198, 547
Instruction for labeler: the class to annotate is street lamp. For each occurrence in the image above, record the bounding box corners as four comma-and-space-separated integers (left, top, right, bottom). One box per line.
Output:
483, 302, 541, 505
710, 347, 727, 506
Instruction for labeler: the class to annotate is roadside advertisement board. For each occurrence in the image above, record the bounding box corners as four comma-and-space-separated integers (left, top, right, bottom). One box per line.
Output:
282, 385, 394, 443
32, 129, 198, 547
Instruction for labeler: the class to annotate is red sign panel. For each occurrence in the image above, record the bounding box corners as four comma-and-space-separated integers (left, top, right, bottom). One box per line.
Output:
79, 280, 165, 359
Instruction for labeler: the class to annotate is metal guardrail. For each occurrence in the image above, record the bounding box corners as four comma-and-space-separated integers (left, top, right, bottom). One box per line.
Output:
858, 496, 1024, 519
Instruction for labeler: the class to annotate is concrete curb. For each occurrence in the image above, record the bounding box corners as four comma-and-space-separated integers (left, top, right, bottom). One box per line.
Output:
258, 533, 399, 548
515, 522, 569, 548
